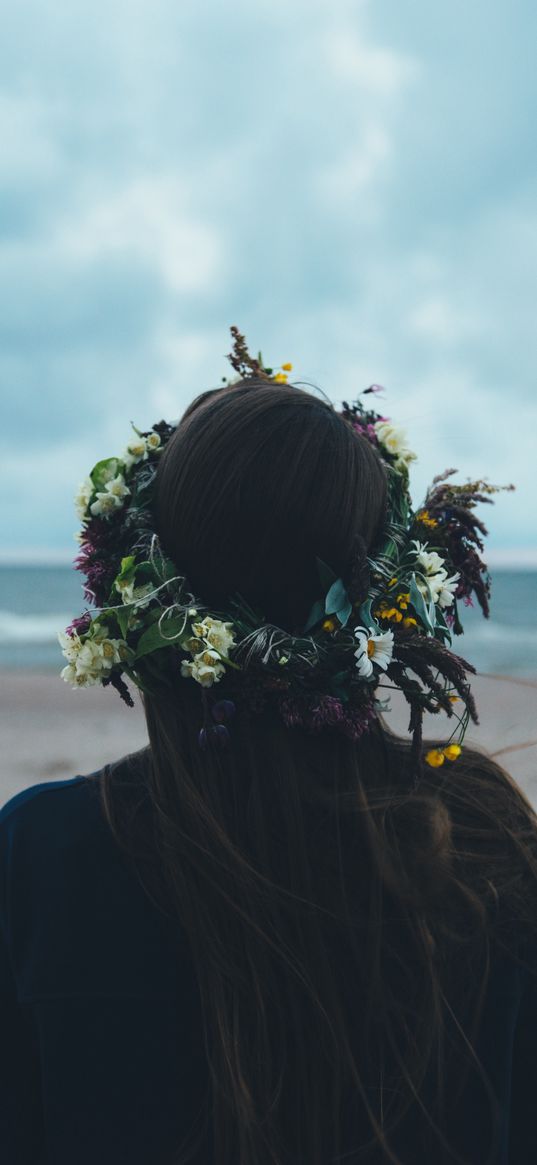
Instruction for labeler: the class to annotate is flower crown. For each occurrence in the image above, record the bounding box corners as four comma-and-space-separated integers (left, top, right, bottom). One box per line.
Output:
59, 326, 513, 784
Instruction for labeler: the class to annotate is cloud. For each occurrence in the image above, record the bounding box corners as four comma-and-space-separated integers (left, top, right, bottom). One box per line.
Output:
0, 0, 536, 558
57, 178, 224, 292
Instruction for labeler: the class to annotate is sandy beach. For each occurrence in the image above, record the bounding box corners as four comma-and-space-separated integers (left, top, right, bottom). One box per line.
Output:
1, 669, 536, 809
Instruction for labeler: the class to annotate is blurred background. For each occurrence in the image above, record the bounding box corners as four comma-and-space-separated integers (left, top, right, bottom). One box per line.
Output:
1, 0, 536, 799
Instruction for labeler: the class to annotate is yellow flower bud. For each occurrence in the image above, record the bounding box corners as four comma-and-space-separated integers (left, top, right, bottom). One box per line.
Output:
425, 749, 445, 768
281, 362, 293, 371
443, 744, 462, 761
403, 617, 417, 628
322, 617, 336, 632
273, 372, 288, 383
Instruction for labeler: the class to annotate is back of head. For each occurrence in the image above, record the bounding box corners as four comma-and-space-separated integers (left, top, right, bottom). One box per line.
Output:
153, 379, 387, 633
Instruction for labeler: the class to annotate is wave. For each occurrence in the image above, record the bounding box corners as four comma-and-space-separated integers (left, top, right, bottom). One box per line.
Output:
461, 623, 537, 646
0, 610, 70, 644
1, 607, 536, 650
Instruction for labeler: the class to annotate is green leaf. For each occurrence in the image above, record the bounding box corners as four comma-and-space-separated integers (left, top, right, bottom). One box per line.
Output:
325, 578, 353, 627
315, 556, 338, 594
135, 615, 187, 660
115, 607, 131, 639
303, 599, 324, 633
434, 606, 452, 643
118, 555, 136, 579
90, 457, 120, 491
356, 597, 381, 634
409, 574, 436, 634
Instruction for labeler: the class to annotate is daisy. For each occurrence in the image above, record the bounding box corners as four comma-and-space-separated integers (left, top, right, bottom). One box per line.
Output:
354, 626, 394, 678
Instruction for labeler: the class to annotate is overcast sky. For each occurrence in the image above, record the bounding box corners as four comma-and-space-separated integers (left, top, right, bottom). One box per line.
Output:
2, 0, 536, 562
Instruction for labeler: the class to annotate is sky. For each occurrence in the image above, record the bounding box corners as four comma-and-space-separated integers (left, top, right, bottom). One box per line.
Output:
2, 0, 537, 563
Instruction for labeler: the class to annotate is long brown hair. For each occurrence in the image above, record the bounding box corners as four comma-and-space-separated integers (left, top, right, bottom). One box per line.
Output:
101, 380, 537, 1164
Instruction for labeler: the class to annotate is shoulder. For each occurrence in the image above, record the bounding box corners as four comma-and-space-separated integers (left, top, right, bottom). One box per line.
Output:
0, 773, 103, 857
0, 751, 149, 890
0, 748, 150, 840
0, 774, 95, 826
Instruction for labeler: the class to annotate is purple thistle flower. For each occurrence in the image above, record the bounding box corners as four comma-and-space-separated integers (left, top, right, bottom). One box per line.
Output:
339, 700, 377, 742
310, 695, 344, 729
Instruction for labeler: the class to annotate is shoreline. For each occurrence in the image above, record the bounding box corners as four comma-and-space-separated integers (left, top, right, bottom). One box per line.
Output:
1, 669, 536, 808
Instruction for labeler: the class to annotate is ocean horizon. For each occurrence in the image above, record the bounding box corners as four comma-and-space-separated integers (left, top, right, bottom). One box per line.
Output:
0, 563, 536, 679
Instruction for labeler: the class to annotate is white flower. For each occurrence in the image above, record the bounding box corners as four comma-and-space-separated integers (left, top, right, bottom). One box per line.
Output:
354, 626, 394, 678
192, 616, 236, 658
145, 431, 162, 452
117, 580, 154, 609
60, 663, 101, 688
89, 491, 123, 518
74, 476, 94, 521
416, 572, 445, 603
57, 629, 83, 664
412, 541, 446, 577
104, 473, 131, 501
436, 572, 460, 609
123, 436, 148, 469
374, 420, 417, 469
59, 626, 128, 685
181, 648, 226, 687
412, 540, 460, 608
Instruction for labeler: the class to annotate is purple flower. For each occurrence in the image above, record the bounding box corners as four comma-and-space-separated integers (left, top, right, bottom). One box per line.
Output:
211, 699, 236, 723
310, 696, 344, 729
66, 612, 92, 637
198, 723, 231, 750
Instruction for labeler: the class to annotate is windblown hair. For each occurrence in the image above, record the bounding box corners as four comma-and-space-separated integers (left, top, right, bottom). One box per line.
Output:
100, 380, 537, 1164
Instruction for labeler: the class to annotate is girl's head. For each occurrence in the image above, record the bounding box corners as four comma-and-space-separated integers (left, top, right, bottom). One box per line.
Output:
152, 378, 388, 634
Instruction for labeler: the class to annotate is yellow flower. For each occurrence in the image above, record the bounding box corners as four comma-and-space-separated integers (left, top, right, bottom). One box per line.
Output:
425, 749, 445, 768
443, 744, 462, 761
448, 695, 459, 704
323, 617, 336, 632
274, 372, 288, 383
417, 510, 438, 529
281, 362, 293, 371
388, 577, 398, 587
403, 616, 417, 628
380, 607, 403, 623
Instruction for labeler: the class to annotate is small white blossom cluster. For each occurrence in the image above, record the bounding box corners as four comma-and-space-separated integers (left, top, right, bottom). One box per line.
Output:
373, 420, 417, 471
412, 541, 460, 609
73, 429, 162, 522
58, 625, 129, 688
122, 430, 162, 470
180, 615, 236, 687
89, 472, 131, 518
354, 626, 394, 678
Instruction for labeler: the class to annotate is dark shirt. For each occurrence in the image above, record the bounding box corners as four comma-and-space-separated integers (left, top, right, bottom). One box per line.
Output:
0, 757, 536, 1164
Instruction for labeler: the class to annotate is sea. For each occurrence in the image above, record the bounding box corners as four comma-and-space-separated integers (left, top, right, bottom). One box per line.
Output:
0, 565, 536, 679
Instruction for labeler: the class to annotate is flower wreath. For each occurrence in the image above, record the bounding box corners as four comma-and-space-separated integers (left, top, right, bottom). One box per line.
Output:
59, 327, 513, 782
